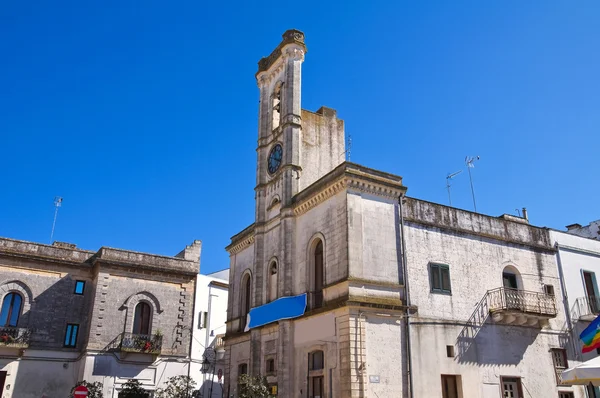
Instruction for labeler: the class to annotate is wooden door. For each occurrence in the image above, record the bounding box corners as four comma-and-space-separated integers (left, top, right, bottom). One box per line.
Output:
0, 371, 6, 395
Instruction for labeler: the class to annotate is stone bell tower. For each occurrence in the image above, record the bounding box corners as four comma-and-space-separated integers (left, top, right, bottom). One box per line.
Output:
255, 29, 307, 223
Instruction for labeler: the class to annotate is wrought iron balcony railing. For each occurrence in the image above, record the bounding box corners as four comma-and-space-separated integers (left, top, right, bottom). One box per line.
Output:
0, 326, 32, 348
487, 287, 557, 317
572, 296, 600, 321
120, 332, 162, 355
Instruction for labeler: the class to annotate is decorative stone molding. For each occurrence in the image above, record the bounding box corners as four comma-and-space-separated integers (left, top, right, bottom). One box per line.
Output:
293, 178, 347, 216
292, 162, 406, 216
345, 175, 405, 201
121, 291, 163, 335
228, 234, 255, 255
0, 280, 33, 320
257, 29, 306, 75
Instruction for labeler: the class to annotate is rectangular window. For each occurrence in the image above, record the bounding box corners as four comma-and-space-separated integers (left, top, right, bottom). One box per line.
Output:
551, 349, 568, 385
74, 281, 85, 295
64, 323, 79, 347
441, 375, 459, 398
544, 284, 555, 296
198, 311, 208, 329
238, 363, 248, 375
430, 263, 451, 294
269, 384, 278, 396
446, 345, 454, 358
266, 358, 276, 374
501, 376, 523, 398
559, 392, 574, 398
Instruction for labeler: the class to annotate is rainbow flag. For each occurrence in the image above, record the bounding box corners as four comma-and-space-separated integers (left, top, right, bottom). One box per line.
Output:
580, 314, 600, 353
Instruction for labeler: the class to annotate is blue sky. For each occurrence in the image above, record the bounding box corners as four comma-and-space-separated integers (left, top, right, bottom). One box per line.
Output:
1, 1, 599, 274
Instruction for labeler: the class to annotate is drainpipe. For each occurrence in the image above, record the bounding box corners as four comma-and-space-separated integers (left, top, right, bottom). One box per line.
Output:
398, 193, 414, 398
555, 243, 580, 360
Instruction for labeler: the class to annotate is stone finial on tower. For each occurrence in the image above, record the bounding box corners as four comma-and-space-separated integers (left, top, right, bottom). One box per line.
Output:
256, 29, 307, 77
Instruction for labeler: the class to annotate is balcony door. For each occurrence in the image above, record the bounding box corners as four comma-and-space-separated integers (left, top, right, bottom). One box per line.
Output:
502, 272, 520, 309
583, 271, 599, 314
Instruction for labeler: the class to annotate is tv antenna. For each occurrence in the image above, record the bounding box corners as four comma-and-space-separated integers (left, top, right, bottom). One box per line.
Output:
445, 170, 463, 206
341, 134, 353, 161
50, 196, 63, 242
465, 156, 480, 212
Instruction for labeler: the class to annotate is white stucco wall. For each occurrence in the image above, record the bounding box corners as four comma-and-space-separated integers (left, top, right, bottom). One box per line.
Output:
190, 272, 229, 397
551, 230, 600, 366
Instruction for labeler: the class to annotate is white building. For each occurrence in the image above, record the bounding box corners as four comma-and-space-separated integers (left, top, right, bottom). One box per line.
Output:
550, 227, 600, 397
565, 221, 600, 241
222, 29, 580, 398
191, 270, 229, 398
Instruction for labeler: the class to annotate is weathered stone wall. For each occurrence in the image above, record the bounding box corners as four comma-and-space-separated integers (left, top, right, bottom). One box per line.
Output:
0, 237, 200, 398
299, 107, 345, 192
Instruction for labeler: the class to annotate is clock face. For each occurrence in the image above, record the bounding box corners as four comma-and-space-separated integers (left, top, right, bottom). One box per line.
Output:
268, 144, 283, 174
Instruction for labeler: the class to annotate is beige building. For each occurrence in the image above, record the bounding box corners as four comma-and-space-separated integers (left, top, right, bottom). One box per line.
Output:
0, 237, 200, 398
223, 30, 581, 397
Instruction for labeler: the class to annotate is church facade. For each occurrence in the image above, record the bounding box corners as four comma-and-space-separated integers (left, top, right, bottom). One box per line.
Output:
223, 30, 582, 398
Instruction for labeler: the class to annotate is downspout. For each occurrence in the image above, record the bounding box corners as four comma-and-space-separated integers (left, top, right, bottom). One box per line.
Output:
555, 242, 580, 360
188, 275, 199, 397
204, 285, 214, 395
398, 193, 414, 398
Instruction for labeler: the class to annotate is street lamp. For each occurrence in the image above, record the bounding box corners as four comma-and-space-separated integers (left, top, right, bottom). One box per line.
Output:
201, 357, 212, 373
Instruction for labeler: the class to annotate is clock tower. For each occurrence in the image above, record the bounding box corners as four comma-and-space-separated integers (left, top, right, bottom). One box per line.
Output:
255, 29, 307, 224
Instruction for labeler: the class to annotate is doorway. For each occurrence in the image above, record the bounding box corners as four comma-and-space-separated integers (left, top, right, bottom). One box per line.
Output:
310, 375, 324, 398
0, 371, 6, 395
583, 271, 599, 314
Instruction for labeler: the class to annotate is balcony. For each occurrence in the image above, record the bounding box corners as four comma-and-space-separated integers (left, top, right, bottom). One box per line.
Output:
487, 287, 557, 326
572, 296, 600, 321
0, 327, 31, 348
120, 332, 162, 355
215, 334, 225, 349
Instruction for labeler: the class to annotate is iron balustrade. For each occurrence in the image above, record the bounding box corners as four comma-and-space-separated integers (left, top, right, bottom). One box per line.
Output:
0, 326, 31, 348
573, 296, 600, 319
487, 287, 556, 316
120, 332, 163, 354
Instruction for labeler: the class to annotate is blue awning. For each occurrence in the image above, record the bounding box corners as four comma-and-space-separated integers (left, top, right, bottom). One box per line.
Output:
245, 293, 307, 331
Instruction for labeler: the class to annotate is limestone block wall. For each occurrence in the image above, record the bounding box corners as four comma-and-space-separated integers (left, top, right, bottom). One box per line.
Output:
404, 221, 562, 324
0, 261, 94, 350
227, 243, 255, 331
294, 190, 348, 294
86, 265, 195, 356
347, 192, 401, 284
299, 108, 345, 192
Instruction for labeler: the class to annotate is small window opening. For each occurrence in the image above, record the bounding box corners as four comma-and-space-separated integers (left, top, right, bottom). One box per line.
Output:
64, 323, 79, 347
74, 281, 85, 295
544, 284, 555, 296
446, 345, 454, 358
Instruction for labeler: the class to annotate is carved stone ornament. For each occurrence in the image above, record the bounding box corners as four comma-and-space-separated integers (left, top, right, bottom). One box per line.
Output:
256, 29, 307, 76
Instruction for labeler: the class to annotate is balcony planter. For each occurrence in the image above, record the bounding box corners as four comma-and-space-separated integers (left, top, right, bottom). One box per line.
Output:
120, 332, 163, 355
0, 327, 31, 348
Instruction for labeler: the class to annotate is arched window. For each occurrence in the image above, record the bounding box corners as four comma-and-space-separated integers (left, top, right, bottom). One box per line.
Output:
0, 292, 22, 327
269, 262, 278, 302
133, 302, 151, 335
502, 265, 522, 290
271, 83, 282, 130
313, 240, 324, 308
241, 273, 252, 331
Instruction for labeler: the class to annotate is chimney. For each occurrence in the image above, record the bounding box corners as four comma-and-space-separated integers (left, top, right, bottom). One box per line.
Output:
566, 223, 582, 231
521, 208, 528, 221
